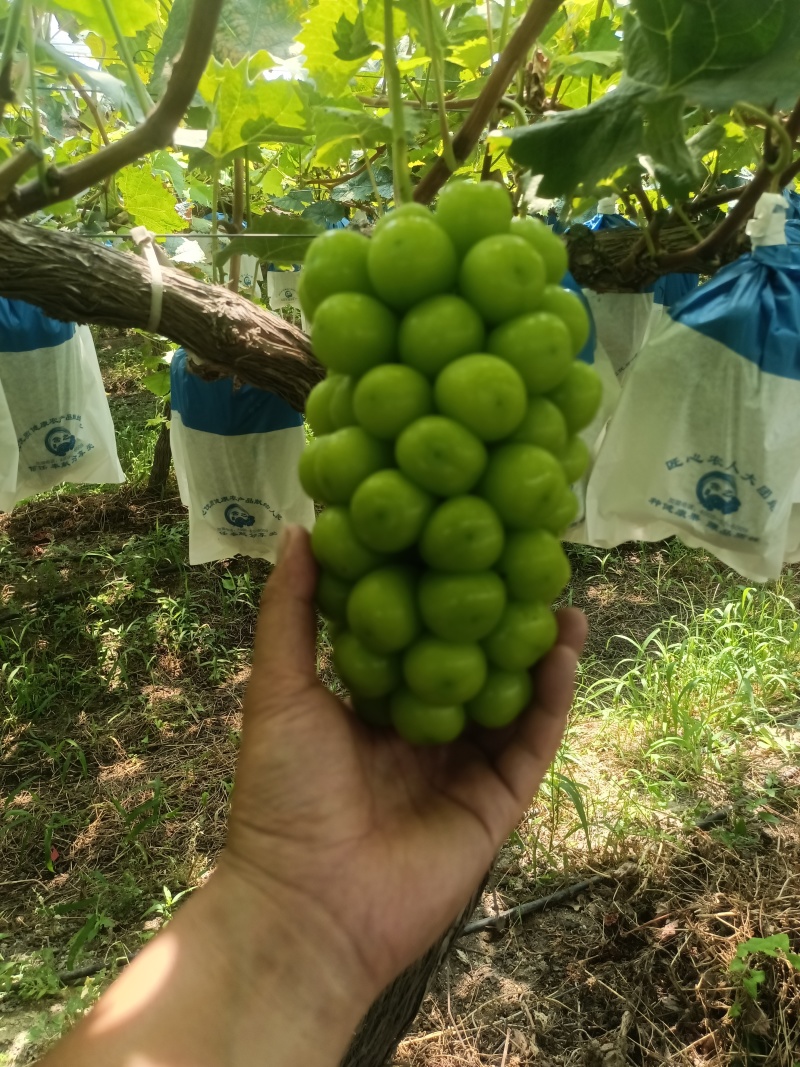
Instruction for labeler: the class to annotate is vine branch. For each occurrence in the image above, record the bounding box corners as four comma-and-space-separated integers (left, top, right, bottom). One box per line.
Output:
659, 96, 800, 271
686, 183, 749, 212
357, 94, 567, 113
421, 0, 457, 173
384, 0, 413, 205
24, 5, 48, 186
630, 179, 654, 222
227, 157, 246, 292
413, 0, 565, 203
68, 75, 111, 146
5, 0, 225, 219
0, 142, 42, 199
0, 0, 26, 120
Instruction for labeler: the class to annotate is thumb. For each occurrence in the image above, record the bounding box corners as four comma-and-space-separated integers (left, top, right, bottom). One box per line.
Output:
250, 524, 319, 694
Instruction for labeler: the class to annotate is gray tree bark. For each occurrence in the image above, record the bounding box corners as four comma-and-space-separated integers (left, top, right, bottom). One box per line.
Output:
147, 403, 172, 494
0, 221, 321, 411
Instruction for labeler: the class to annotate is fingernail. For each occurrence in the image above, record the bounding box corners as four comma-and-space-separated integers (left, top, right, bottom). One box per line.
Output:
276, 524, 297, 563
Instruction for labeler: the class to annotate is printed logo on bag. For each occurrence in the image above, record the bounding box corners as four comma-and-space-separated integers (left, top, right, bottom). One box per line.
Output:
45, 427, 77, 457
17, 414, 95, 472
649, 454, 780, 544
201, 495, 281, 540
224, 503, 256, 528
696, 471, 741, 516
279, 286, 295, 301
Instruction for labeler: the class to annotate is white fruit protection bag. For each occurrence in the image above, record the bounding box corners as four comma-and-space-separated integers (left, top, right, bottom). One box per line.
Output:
266, 267, 302, 312
585, 193, 800, 581
0, 377, 17, 511
169, 348, 315, 565
0, 300, 124, 506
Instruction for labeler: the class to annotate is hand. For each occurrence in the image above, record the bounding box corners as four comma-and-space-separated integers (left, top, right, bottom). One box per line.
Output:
223, 524, 587, 1003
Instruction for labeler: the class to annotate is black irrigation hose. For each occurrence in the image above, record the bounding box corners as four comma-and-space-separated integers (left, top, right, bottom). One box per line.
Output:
462, 808, 734, 936
462, 872, 614, 935
6, 956, 135, 994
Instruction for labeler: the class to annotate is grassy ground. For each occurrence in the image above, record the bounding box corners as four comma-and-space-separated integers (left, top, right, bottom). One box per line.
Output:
1, 332, 799, 1064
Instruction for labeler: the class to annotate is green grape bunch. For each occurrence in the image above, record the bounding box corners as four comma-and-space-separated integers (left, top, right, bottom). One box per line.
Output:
298, 181, 601, 745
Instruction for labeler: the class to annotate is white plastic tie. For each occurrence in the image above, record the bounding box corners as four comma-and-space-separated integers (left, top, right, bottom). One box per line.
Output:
597, 196, 618, 215
746, 192, 788, 248
131, 225, 164, 332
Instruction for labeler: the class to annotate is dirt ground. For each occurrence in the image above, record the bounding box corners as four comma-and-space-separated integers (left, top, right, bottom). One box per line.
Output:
397, 813, 800, 1066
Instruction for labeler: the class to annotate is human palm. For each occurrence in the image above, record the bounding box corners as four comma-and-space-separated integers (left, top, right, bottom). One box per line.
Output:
224, 526, 586, 997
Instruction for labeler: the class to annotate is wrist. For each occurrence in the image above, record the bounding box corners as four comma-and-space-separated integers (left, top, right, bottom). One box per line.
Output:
196, 854, 376, 1063
42, 853, 375, 1067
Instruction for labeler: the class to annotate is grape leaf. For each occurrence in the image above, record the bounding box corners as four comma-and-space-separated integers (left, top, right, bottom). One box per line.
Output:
188, 179, 213, 208
152, 150, 187, 198
297, 0, 365, 98
215, 0, 309, 62
507, 0, 799, 200
302, 200, 347, 225
682, 13, 800, 110
142, 368, 171, 397
626, 0, 786, 88
149, 0, 190, 94
504, 83, 717, 201
450, 38, 491, 75
640, 94, 702, 201
152, 0, 308, 94
623, 0, 799, 108
270, 189, 314, 211
537, 5, 568, 47
312, 106, 391, 167
201, 59, 307, 157
551, 12, 622, 78
215, 210, 321, 266
35, 39, 136, 113
398, 0, 447, 50
584, 15, 621, 53
330, 164, 394, 203
333, 12, 376, 61
39, 92, 69, 142
503, 83, 645, 198
261, 169, 285, 196
47, 0, 160, 44
117, 167, 185, 233
550, 50, 621, 79
715, 122, 762, 176
686, 120, 727, 161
